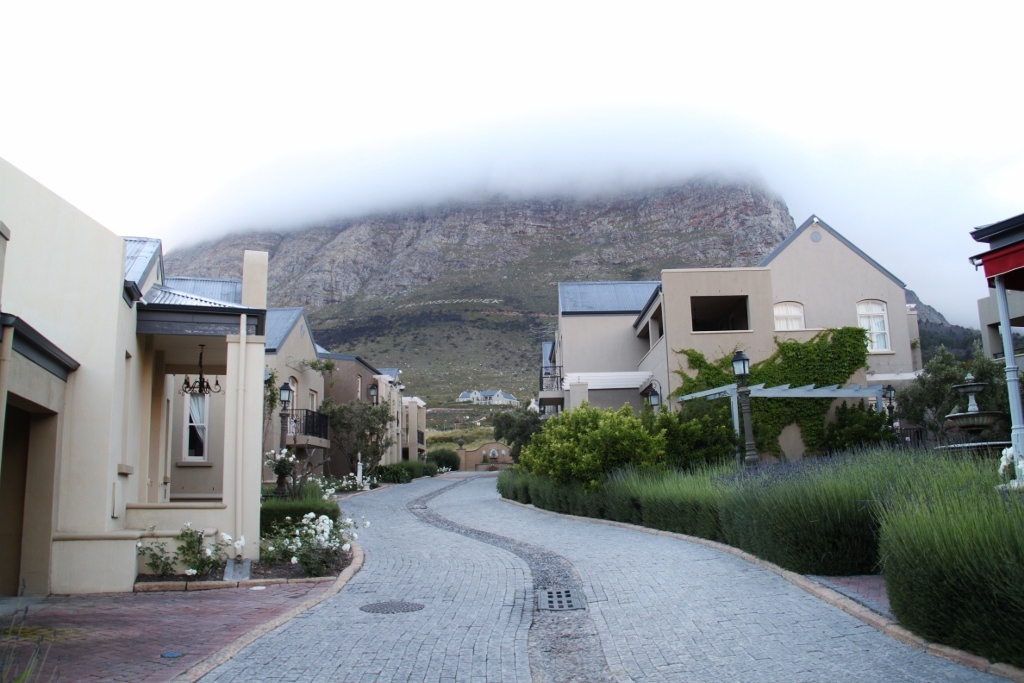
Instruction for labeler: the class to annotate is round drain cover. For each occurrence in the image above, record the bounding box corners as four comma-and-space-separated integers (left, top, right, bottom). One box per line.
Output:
359, 600, 425, 614
161, 652, 183, 659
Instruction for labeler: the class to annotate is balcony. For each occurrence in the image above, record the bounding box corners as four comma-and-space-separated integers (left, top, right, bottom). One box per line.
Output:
539, 366, 565, 407
285, 408, 330, 449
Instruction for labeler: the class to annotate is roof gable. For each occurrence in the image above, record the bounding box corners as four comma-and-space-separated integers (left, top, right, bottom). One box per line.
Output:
758, 215, 905, 288
264, 307, 307, 353
123, 237, 163, 304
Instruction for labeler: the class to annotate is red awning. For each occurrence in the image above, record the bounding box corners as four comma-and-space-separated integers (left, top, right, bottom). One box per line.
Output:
972, 241, 1024, 291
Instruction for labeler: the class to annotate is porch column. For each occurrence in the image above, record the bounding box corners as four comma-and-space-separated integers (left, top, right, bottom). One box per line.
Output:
223, 327, 265, 561
994, 275, 1024, 478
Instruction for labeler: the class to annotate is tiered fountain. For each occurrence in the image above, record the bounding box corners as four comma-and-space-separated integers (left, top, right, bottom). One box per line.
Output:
941, 373, 1008, 454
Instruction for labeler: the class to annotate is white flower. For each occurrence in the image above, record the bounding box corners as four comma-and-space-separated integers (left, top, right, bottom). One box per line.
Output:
183, 522, 192, 530
363, 520, 370, 528
268, 546, 275, 552
344, 518, 353, 526
185, 568, 197, 576
352, 532, 357, 540
1000, 448, 1016, 477
220, 532, 232, 543
205, 547, 213, 557
136, 541, 143, 548
291, 556, 298, 564
342, 543, 351, 552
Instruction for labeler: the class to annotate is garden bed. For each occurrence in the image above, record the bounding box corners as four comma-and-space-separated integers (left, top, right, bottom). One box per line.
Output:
135, 550, 352, 586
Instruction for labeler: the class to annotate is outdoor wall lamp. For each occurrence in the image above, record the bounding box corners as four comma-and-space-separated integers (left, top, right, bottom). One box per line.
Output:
731, 350, 758, 468
180, 344, 222, 395
647, 379, 662, 410
368, 383, 378, 404
279, 382, 292, 409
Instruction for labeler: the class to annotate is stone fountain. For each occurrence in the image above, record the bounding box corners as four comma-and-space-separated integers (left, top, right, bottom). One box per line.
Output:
942, 374, 1005, 452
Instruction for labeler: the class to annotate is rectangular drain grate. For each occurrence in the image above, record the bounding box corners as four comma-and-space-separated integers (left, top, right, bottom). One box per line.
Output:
537, 588, 585, 611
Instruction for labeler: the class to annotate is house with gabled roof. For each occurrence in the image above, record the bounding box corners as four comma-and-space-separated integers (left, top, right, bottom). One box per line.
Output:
541, 216, 922, 453
0, 157, 268, 595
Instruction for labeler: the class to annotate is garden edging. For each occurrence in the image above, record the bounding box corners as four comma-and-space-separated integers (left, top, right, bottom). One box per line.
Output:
169, 542, 364, 683
500, 498, 1024, 683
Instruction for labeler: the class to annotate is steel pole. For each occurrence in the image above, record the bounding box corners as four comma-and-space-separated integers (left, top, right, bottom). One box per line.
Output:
994, 275, 1024, 479
738, 385, 759, 468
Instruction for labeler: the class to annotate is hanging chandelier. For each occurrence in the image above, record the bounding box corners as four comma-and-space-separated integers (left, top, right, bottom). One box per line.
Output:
180, 344, 222, 395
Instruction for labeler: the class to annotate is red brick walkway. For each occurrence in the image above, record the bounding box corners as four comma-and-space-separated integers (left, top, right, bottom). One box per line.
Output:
820, 575, 891, 612
5, 583, 329, 682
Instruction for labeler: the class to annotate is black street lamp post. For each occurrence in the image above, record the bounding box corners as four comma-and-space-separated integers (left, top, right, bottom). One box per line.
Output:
732, 351, 759, 468
276, 382, 293, 496
883, 384, 896, 422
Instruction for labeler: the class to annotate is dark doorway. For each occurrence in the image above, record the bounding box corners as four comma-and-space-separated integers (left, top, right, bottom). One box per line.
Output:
0, 406, 31, 595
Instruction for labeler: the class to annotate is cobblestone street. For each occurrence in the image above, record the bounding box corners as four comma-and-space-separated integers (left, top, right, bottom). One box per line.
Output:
203, 474, 1001, 683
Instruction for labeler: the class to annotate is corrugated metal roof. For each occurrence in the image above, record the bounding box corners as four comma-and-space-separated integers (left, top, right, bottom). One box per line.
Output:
378, 368, 400, 382
316, 349, 381, 375
559, 281, 661, 314
164, 277, 242, 305
264, 307, 306, 352
564, 371, 652, 390
123, 237, 162, 286
143, 284, 240, 308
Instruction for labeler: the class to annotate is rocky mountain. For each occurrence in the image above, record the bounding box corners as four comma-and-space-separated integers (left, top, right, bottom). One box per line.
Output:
165, 180, 799, 404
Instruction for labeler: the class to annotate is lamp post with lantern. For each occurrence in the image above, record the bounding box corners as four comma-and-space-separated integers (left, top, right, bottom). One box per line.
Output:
732, 351, 759, 468
883, 384, 897, 422
646, 379, 662, 413
275, 382, 293, 495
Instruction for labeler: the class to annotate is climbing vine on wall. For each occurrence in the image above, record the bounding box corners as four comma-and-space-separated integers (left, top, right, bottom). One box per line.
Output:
672, 327, 870, 455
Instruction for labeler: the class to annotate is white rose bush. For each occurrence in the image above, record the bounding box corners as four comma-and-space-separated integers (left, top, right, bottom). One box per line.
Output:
136, 522, 231, 579
260, 511, 364, 576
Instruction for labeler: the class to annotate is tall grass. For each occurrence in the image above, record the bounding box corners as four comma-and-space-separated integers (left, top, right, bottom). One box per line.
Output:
880, 463, 1024, 667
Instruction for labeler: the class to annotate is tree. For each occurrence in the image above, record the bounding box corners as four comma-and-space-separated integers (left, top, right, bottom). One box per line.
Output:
492, 407, 543, 463
319, 398, 396, 475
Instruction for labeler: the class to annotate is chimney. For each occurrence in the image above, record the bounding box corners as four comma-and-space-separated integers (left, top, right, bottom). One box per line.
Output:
241, 250, 268, 309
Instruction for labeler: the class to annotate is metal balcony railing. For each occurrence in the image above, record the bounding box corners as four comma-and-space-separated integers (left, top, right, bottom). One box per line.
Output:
286, 409, 329, 441
540, 366, 563, 392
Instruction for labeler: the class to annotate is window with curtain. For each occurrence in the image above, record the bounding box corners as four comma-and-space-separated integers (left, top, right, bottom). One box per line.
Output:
857, 300, 890, 351
773, 302, 805, 331
185, 393, 208, 460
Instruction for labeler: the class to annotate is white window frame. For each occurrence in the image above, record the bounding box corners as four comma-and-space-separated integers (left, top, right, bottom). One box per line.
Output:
308, 389, 318, 412
857, 300, 891, 352
773, 302, 805, 331
182, 392, 210, 461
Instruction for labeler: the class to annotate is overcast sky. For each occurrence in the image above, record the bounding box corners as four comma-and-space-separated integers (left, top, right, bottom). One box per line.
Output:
2, 2, 1022, 327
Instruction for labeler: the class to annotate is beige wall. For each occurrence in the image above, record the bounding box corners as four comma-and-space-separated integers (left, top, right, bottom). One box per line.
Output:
767, 226, 915, 374
558, 314, 649, 373
263, 315, 326, 462
661, 268, 777, 396
457, 441, 514, 471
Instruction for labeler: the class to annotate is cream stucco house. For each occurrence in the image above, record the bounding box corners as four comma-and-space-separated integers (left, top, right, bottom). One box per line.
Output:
0, 157, 267, 595
402, 396, 427, 462
540, 215, 922, 422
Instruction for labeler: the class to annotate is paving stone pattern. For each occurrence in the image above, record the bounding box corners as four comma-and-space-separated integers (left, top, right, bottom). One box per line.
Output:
203, 475, 1000, 683
6, 582, 329, 682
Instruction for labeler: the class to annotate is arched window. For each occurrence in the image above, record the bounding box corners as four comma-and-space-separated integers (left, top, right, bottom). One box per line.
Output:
773, 302, 805, 331
857, 300, 890, 351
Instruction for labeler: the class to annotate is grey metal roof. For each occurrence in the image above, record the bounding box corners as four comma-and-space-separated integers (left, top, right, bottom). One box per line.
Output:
970, 211, 1024, 250
558, 281, 661, 315
143, 284, 244, 308
264, 307, 306, 353
758, 215, 906, 288
316, 349, 381, 375
164, 277, 242, 305
378, 368, 400, 382
124, 237, 162, 282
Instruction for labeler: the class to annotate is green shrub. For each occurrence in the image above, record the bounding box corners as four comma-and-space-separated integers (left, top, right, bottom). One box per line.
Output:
261, 497, 340, 537
822, 401, 898, 452
647, 409, 735, 471
520, 403, 664, 488
375, 464, 412, 484
879, 463, 1024, 667
427, 447, 461, 470
396, 460, 426, 478
423, 462, 438, 477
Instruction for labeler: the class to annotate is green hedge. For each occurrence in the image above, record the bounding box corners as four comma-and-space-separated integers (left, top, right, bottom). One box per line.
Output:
260, 497, 340, 537
427, 448, 461, 470
375, 464, 412, 483
880, 465, 1024, 668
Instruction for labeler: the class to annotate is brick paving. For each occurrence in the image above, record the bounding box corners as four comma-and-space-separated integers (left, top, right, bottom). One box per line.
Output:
814, 575, 893, 618
202, 475, 1001, 683
5, 582, 329, 682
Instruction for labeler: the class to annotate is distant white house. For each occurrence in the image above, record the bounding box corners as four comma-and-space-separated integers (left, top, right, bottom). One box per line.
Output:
456, 389, 521, 406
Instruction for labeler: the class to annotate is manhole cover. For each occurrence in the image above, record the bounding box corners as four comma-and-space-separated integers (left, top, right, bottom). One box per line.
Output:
161, 652, 183, 659
537, 588, 585, 611
359, 600, 425, 614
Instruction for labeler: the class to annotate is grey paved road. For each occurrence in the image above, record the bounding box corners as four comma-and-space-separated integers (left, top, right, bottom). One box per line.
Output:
202, 474, 999, 683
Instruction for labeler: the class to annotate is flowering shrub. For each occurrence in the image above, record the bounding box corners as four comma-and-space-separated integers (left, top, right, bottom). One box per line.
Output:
265, 448, 298, 478
135, 522, 231, 578
261, 513, 367, 576
436, 466, 452, 474
1000, 447, 1015, 478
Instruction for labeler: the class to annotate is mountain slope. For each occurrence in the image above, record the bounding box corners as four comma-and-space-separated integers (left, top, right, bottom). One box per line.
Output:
166, 180, 798, 403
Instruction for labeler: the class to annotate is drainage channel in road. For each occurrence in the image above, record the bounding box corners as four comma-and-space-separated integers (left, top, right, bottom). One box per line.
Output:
407, 476, 616, 683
